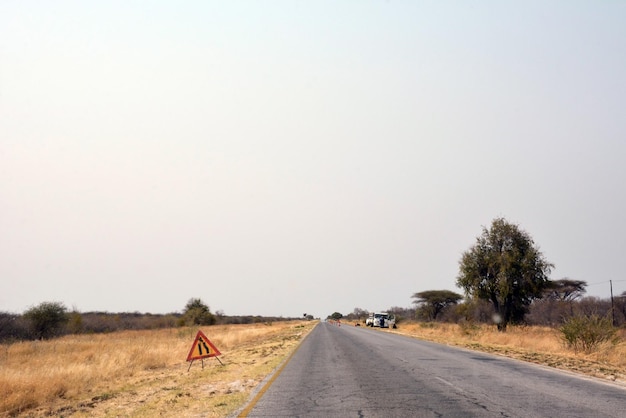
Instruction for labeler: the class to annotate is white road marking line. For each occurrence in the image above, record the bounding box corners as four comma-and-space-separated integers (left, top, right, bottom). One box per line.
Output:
435, 376, 466, 393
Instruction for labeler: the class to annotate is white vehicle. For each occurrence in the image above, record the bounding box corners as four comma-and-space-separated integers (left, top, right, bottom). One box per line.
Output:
366, 312, 396, 328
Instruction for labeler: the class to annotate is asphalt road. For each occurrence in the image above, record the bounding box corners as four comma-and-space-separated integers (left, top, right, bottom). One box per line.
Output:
238, 321, 626, 417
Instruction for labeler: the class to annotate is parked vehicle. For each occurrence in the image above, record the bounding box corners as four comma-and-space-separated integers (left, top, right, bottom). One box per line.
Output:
366, 312, 396, 328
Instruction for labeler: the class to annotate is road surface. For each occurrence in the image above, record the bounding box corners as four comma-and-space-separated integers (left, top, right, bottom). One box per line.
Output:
238, 321, 626, 417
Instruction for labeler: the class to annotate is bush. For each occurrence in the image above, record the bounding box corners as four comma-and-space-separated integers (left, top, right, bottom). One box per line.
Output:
0, 312, 30, 342
182, 298, 216, 326
23, 302, 69, 339
559, 314, 618, 353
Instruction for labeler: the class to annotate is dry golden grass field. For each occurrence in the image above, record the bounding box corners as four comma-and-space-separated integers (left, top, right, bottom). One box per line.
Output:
2, 320, 626, 417
389, 321, 626, 384
0, 321, 316, 418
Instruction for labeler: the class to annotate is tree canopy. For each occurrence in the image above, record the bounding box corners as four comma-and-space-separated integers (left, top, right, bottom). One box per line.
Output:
23, 301, 68, 339
412, 290, 463, 321
328, 312, 343, 321
182, 298, 216, 326
544, 278, 587, 301
456, 218, 553, 331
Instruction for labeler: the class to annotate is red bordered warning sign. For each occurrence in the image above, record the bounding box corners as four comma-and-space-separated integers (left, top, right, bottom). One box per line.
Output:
186, 331, 223, 371
187, 330, 221, 361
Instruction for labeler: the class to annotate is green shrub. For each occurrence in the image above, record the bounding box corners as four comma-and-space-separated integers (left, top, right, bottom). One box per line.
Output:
559, 314, 617, 353
182, 298, 216, 326
23, 302, 69, 339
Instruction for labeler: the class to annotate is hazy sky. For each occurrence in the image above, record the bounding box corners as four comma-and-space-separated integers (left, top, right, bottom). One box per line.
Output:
2, 1, 625, 318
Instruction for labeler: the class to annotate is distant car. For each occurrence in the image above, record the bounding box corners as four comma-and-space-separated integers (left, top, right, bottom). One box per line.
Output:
366, 312, 396, 328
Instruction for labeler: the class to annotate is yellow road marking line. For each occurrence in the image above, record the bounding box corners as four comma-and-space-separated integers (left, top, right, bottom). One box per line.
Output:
238, 322, 319, 417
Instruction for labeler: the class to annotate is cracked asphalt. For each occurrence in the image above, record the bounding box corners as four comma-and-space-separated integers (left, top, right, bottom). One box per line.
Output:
239, 321, 626, 417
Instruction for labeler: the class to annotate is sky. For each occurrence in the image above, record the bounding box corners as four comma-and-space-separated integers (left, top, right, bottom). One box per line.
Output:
1, 1, 625, 318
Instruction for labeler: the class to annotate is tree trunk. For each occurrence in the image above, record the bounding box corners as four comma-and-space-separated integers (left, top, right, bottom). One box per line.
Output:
490, 295, 507, 332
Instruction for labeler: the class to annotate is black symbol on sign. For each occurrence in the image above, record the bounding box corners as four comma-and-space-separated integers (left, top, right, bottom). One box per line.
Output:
197, 338, 210, 355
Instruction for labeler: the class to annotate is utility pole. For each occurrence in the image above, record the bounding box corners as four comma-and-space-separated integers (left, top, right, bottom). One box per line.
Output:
610, 280, 616, 326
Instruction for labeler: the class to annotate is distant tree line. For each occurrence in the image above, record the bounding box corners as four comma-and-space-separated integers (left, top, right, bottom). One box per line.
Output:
412, 219, 626, 329
331, 218, 625, 333
409, 285, 626, 327
0, 298, 299, 343
333, 286, 626, 331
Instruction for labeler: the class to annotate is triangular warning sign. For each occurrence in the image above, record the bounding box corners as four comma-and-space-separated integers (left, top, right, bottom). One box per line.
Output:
186, 330, 222, 362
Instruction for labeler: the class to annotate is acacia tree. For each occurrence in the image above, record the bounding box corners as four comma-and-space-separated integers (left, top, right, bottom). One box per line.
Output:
542, 278, 588, 318
544, 278, 587, 302
456, 218, 553, 331
412, 290, 463, 321
23, 301, 69, 339
343, 307, 368, 322
183, 298, 216, 326
328, 312, 343, 321
352, 307, 368, 320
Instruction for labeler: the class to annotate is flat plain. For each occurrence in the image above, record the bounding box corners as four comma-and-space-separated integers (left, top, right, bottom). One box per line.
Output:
2, 320, 625, 417
1, 321, 316, 417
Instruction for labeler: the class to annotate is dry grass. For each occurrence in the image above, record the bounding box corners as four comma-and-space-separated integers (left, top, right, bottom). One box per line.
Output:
390, 321, 626, 384
5, 320, 625, 417
0, 321, 316, 418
